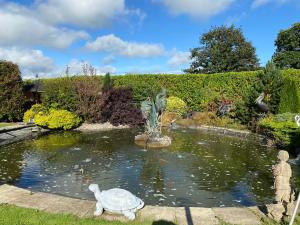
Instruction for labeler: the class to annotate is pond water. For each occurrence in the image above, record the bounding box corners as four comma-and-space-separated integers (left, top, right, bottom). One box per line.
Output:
0, 129, 299, 207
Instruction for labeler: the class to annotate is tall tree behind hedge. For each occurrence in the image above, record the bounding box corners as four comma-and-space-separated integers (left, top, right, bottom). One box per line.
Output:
185, 26, 259, 74
273, 23, 300, 69
0, 61, 25, 121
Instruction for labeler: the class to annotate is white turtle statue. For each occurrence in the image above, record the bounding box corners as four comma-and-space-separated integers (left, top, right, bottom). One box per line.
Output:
89, 184, 144, 220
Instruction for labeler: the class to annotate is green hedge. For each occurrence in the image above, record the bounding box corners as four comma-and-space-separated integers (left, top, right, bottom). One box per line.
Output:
38, 69, 300, 116
279, 69, 300, 113
113, 71, 259, 111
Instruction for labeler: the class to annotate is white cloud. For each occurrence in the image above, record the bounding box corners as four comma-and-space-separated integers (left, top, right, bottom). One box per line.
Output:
252, 0, 290, 8
0, 3, 89, 49
153, 0, 234, 18
66, 59, 117, 75
0, 47, 55, 76
167, 50, 191, 67
102, 55, 116, 65
85, 34, 165, 58
38, 0, 126, 28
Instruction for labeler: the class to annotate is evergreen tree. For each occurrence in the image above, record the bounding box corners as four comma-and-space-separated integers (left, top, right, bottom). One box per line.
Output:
185, 26, 259, 74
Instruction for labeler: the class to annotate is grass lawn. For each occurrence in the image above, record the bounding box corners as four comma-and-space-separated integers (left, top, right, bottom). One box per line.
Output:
0, 204, 299, 225
0, 122, 16, 128
0, 204, 174, 225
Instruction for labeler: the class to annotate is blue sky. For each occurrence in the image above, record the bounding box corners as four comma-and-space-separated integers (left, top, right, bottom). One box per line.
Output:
0, 0, 299, 78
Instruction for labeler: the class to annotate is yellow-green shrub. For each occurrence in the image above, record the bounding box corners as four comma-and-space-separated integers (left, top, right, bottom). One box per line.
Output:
258, 113, 300, 149
166, 96, 187, 116
23, 104, 46, 123
34, 109, 81, 130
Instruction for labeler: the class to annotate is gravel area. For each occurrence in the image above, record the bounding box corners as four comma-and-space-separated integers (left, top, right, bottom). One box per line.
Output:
76, 122, 130, 131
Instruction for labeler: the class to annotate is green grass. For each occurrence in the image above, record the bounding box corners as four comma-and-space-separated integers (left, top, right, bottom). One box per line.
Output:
0, 122, 16, 128
0, 204, 175, 225
0, 204, 299, 225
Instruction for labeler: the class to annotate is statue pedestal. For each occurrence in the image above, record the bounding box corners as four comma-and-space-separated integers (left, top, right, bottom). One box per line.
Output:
135, 134, 172, 148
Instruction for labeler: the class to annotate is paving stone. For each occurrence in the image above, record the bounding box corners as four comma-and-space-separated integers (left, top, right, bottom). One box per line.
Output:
175, 207, 219, 225
139, 206, 176, 223
212, 207, 261, 225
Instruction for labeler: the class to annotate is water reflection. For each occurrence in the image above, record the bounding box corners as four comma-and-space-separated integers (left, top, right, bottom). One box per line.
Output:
0, 129, 299, 207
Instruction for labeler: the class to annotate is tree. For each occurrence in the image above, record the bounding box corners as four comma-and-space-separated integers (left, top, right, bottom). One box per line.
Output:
273, 23, 300, 69
185, 26, 259, 74
0, 61, 25, 121
234, 61, 282, 129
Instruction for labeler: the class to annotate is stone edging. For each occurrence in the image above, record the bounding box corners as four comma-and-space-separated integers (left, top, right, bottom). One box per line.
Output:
0, 184, 265, 225
0, 125, 49, 147
0, 124, 35, 134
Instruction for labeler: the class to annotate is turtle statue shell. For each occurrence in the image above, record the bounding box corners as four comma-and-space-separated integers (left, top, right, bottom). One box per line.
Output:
100, 188, 143, 211
89, 184, 144, 220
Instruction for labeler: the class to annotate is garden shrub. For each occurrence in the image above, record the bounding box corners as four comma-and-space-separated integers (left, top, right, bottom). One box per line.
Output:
100, 87, 144, 127
176, 112, 246, 130
0, 61, 25, 121
42, 77, 88, 112
74, 76, 102, 122
259, 113, 300, 149
34, 109, 81, 130
166, 96, 187, 116
23, 104, 46, 123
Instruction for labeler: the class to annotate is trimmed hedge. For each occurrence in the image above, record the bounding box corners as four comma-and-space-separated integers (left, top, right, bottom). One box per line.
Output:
279, 69, 300, 113
37, 69, 300, 119
114, 71, 259, 111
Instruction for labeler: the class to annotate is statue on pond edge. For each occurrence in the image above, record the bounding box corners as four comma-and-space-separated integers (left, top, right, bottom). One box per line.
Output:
89, 184, 144, 220
267, 150, 295, 222
135, 89, 171, 148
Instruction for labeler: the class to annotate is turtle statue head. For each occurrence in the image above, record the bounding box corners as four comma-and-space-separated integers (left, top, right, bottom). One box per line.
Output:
89, 184, 100, 193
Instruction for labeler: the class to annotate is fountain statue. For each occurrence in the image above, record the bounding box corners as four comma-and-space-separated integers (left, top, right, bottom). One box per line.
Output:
135, 89, 172, 148
267, 150, 295, 222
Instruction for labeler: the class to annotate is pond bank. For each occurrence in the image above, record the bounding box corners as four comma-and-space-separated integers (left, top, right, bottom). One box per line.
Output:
75, 122, 130, 132
0, 184, 266, 225
0, 124, 49, 146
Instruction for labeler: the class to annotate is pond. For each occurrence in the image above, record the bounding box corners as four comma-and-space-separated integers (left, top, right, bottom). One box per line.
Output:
0, 129, 299, 207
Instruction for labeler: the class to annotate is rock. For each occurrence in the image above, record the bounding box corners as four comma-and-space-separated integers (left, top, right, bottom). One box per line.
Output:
266, 204, 285, 222
135, 134, 172, 148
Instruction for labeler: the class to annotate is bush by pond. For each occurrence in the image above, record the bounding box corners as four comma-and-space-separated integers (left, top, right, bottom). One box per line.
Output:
166, 96, 187, 116
23, 104, 46, 123
0, 61, 25, 122
259, 113, 300, 149
34, 109, 81, 130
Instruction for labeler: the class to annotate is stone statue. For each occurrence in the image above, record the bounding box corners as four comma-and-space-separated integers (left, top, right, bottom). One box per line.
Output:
273, 151, 292, 203
141, 89, 166, 138
135, 89, 171, 148
89, 184, 144, 220
267, 150, 294, 221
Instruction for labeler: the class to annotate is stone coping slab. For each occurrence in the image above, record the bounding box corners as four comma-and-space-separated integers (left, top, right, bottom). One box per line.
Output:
0, 123, 35, 134
0, 125, 49, 146
0, 184, 265, 225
